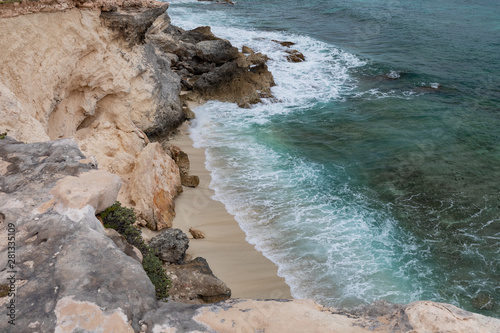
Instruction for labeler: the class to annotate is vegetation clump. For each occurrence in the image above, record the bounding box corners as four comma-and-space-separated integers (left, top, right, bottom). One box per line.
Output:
100, 202, 171, 300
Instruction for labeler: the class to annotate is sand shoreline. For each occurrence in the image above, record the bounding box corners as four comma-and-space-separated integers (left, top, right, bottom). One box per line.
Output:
165, 114, 292, 300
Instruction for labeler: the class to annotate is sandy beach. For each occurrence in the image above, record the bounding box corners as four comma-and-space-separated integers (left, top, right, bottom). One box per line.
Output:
162, 118, 291, 300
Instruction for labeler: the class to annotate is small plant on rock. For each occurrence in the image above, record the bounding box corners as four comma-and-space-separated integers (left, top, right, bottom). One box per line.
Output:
100, 201, 171, 300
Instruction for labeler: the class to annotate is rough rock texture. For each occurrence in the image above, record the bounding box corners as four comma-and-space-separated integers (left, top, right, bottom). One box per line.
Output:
0, 0, 167, 19
168, 145, 200, 188
141, 298, 500, 333
105, 228, 144, 263
148, 228, 189, 264
165, 257, 231, 304
146, 13, 275, 107
130, 143, 182, 230
0, 138, 157, 332
0, 5, 184, 229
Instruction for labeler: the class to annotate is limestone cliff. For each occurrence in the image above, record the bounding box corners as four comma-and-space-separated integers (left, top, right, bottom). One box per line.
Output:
0, 1, 184, 230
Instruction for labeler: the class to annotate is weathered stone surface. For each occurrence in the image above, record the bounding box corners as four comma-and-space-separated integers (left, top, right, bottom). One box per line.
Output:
0, 0, 168, 19
130, 143, 182, 231
146, 13, 275, 106
100, 3, 170, 47
195, 39, 239, 64
0, 7, 184, 230
165, 257, 231, 304
142, 298, 500, 333
0, 138, 157, 332
148, 228, 189, 264
193, 55, 275, 107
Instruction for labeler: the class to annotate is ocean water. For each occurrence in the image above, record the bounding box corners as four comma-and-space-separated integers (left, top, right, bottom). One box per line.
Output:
167, 0, 500, 317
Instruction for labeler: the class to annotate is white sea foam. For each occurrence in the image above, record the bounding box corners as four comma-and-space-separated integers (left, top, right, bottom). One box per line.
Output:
170, 1, 437, 307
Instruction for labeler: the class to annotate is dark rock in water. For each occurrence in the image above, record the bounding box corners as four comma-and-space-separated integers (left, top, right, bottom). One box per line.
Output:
165, 257, 231, 304
149, 228, 190, 264
286, 49, 305, 62
272, 39, 296, 48
195, 39, 240, 64
0, 138, 157, 332
193, 56, 275, 106
472, 293, 496, 310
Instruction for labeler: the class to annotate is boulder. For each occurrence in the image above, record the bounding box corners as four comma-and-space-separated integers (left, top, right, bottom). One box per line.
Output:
189, 227, 206, 239
165, 257, 231, 304
195, 40, 240, 64
148, 228, 189, 264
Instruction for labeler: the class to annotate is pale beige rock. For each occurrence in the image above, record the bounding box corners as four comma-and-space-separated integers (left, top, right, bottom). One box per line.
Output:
0, 82, 49, 143
193, 299, 374, 333
38, 170, 121, 215
189, 227, 205, 239
54, 297, 134, 333
405, 301, 500, 333
130, 143, 182, 230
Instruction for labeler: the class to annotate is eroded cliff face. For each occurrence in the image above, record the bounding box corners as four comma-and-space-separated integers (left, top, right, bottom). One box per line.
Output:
0, 3, 184, 229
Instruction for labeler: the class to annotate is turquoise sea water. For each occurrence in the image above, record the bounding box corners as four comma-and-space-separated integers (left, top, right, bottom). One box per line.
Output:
167, 0, 500, 316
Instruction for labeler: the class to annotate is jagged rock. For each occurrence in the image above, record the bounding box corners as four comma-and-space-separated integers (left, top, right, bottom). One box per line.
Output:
195, 40, 239, 64
130, 143, 182, 231
148, 228, 189, 264
242, 45, 254, 54
165, 257, 231, 304
0, 138, 157, 332
286, 49, 306, 62
193, 55, 275, 106
105, 228, 144, 263
272, 39, 296, 47
189, 227, 205, 239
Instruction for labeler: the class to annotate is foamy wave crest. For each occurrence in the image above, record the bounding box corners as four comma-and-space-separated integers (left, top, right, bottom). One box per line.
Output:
171, 0, 438, 308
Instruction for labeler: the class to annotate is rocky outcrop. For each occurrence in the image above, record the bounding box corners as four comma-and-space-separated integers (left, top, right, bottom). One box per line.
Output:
0, 138, 157, 332
165, 257, 232, 304
146, 13, 275, 107
148, 228, 189, 264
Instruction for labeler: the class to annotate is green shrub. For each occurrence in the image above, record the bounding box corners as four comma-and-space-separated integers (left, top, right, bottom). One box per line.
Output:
100, 201, 171, 300
142, 252, 171, 300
